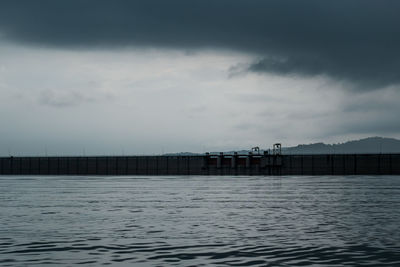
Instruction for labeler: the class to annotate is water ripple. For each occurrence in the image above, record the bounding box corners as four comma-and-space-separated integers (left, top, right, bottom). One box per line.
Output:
0, 175, 400, 266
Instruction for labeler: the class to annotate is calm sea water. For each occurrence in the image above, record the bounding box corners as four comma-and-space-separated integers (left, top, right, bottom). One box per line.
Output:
0, 175, 399, 266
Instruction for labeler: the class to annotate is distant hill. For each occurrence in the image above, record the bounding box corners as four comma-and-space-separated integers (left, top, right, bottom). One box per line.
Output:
163, 137, 400, 155
283, 137, 400, 154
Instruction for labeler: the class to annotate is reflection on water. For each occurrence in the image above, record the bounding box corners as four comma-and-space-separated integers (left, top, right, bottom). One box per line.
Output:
0, 176, 399, 266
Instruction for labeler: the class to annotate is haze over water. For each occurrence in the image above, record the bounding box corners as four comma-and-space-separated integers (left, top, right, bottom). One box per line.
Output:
1, 175, 400, 266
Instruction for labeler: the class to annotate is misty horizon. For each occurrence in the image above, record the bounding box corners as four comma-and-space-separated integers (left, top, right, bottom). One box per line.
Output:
2, 136, 400, 157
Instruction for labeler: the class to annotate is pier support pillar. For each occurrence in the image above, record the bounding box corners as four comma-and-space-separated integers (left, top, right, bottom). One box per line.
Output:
231, 152, 237, 169
217, 153, 222, 169
246, 155, 250, 168
202, 153, 209, 169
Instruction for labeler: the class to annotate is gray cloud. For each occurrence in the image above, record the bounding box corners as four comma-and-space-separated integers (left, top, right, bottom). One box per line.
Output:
39, 89, 94, 108
0, 1, 400, 90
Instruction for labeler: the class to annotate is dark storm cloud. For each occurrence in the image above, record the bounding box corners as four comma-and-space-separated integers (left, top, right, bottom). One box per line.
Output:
1, 0, 400, 89
330, 114, 400, 137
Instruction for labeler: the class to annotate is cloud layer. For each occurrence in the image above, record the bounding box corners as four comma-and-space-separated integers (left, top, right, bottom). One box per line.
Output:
1, 0, 400, 90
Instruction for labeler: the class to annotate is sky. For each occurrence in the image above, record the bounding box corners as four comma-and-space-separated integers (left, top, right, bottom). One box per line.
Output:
1, 0, 400, 156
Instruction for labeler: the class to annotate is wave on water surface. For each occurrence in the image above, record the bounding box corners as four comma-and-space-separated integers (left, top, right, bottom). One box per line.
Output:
1, 175, 400, 266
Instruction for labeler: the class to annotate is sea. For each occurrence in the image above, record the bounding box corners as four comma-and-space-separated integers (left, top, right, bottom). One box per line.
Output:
0, 175, 399, 266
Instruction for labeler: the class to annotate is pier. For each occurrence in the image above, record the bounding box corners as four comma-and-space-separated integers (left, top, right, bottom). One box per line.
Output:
0, 153, 399, 175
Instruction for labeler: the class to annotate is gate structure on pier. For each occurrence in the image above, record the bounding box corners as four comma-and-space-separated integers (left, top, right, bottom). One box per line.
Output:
202, 151, 282, 175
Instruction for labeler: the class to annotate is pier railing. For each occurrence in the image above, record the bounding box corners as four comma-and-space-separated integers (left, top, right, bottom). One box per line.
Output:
0, 154, 399, 175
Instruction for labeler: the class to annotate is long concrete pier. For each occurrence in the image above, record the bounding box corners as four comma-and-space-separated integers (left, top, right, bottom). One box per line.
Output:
1, 153, 399, 175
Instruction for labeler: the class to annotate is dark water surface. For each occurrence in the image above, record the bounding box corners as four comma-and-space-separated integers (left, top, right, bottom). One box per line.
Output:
1, 176, 399, 266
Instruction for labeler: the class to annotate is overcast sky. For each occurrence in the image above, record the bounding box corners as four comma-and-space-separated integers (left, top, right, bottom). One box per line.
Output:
1, 0, 400, 156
